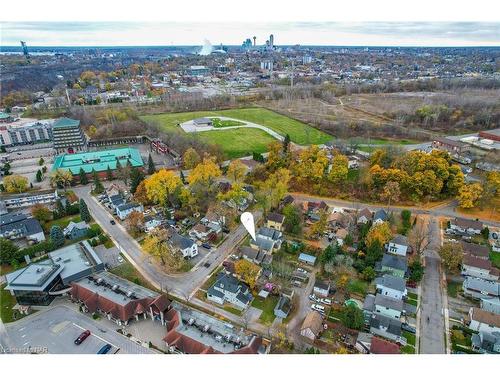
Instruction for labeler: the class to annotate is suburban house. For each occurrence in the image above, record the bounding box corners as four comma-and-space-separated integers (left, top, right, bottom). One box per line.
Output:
108, 194, 125, 210
369, 313, 405, 345
250, 227, 283, 252
313, 280, 331, 297
373, 209, 389, 225
298, 252, 317, 266
240, 246, 272, 266
462, 242, 490, 260
374, 294, 404, 319
357, 208, 372, 224
279, 195, 295, 209
462, 277, 500, 300
144, 215, 163, 233
468, 307, 500, 335
481, 297, 500, 315
450, 218, 483, 235
116, 202, 144, 220
461, 254, 499, 281
375, 274, 407, 300
471, 331, 500, 354
0, 212, 45, 243
386, 235, 409, 257
266, 212, 285, 231
190, 223, 211, 241
274, 294, 292, 319
201, 212, 225, 234
369, 336, 401, 354
206, 273, 253, 310
300, 311, 324, 340
166, 229, 198, 258
63, 221, 90, 240
335, 228, 349, 246
380, 254, 407, 278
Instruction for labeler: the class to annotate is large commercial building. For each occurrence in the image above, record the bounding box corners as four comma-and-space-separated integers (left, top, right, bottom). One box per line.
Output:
4, 241, 103, 306
52, 147, 144, 180
0, 120, 53, 147
52, 117, 87, 153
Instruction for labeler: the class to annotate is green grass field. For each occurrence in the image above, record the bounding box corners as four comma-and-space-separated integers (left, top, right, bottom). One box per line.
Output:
140, 107, 332, 146
251, 295, 279, 325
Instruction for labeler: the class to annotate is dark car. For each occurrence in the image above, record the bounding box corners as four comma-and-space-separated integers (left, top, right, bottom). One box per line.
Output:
97, 343, 112, 354
202, 243, 211, 249
74, 330, 91, 345
401, 323, 416, 334
203, 262, 211, 268
110, 220, 116, 225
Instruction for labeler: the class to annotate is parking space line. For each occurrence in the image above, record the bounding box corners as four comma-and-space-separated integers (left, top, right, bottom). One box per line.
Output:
72, 323, 116, 348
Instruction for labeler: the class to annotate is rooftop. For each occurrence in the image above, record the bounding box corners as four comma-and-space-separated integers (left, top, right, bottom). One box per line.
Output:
52, 147, 144, 175
53, 117, 80, 129
49, 241, 103, 282
5, 261, 62, 292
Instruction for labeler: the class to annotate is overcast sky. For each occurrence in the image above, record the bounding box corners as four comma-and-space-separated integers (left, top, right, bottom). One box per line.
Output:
2, 22, 499, 47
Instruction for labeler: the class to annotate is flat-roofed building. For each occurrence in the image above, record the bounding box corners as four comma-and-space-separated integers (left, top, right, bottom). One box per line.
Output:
2, 190, 58, 210
52, 117, 87, 153
52, 147, 144, 181
4, 241, 103, 305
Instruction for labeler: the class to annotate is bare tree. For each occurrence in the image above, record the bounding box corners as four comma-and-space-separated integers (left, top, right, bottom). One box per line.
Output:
408, 218, 432, 257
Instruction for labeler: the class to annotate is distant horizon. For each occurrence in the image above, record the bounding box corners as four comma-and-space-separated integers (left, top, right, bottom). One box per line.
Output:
2, 22, 499, 47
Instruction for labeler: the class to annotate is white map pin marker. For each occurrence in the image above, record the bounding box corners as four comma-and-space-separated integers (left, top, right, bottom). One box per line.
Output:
240, 212, 256, 242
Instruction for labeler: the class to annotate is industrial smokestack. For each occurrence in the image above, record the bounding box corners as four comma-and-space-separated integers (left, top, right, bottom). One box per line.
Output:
253, 36, 256, 46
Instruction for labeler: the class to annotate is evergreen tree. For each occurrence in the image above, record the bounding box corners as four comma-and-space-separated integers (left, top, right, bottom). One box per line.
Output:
130, 168, 144, 194
180, 170, 186, 184
79, 198, 91, 222
92, 169, 104, 194
54, 199, 66, 219
282, 133, 291, 153
106, 165, 113, 181
36, 170, 43, 182
148, 154, 155, 175
79, 167, 88, 185
50, 225, 65, 248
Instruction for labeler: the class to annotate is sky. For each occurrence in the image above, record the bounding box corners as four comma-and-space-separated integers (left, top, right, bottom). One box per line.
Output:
1, 22, 500, 47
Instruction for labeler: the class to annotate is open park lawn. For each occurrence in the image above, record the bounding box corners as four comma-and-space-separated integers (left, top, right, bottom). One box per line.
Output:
251, 295, 279, 325
141, 107, 332, 146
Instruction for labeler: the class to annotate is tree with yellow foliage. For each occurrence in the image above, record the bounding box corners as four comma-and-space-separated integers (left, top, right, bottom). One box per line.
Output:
366, 221, 392, 248
255, 168, 291, 213
187, 157, 221, 187
293, 145, 328, 183
234, 259, 260, 290
182, 148, 201, 170
144, 169, 182, 206
217, 182, 248, 203
226, 159, 247, 182
265, 141, 285, 171
328, 153, 349, 185
50, 169, 73, 191
3, 174, 29, 193
458, 183, 483, 209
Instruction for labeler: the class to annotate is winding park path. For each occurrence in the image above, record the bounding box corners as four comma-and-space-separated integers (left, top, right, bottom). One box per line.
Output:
180, 116, 285, 142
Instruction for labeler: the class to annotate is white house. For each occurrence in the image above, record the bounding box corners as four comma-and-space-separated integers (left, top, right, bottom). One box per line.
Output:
469, 307, 500, 335
375, 274, 407, 300
386, 235, 409, 257
206, 273, 252, 310
313, 280, 330, 297
144, 215, 162, 233
450, 218, 483, 235
374, 294, 404, 319
462, 277, 500, 300
461, 255, 499, 282
116, 202, 144, 220
167, 230, 198, 258
357, 208, 372, 224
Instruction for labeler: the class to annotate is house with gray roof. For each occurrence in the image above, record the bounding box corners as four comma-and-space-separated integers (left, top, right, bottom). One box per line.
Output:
373, 209, 389, 225
463, 277, 500, 300
250, 226, 282, 252
64, 221, 90, 240
116, 202, 143, 220
207, 273, 253, 310
375, 274, 407, 300
369, 313, 406, 345
380, 254, 407, 278
274, 294, 292, 319
374, 294, 404, 319
471, 331, 500, 354
167, 229, 198, 258
0, 212, 45, 243
240, 246, 272, 266
386, 235, 409, 257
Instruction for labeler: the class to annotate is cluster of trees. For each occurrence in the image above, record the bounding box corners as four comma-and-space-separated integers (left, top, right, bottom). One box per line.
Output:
142, 228, 190, 272
457, 171, 500, 209
2, 174, 30, 193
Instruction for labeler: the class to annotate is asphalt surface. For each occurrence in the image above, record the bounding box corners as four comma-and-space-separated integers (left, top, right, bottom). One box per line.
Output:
73, 185, 261, 299
1, 305, 153, 354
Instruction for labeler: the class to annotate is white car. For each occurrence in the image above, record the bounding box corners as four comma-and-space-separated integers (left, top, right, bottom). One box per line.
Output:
117, 256, 124, 263
311, 304, 325, 314
320, 298, 332, 306
296, 268, 308, 274
308, 294, 321, 303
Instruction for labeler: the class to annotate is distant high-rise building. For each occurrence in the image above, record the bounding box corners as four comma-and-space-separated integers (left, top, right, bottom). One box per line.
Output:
269, 34, 274, 48
302, 55, 313, 64
253, 36, 256, 46
52, 117, 87, 154
260, 60, 273, 72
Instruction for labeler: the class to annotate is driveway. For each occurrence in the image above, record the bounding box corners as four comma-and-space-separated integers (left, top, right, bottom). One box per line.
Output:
73, 185, 261, 300
1, 305, 153, 354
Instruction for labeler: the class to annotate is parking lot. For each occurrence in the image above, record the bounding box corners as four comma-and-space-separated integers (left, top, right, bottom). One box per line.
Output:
3, 305, 154, 354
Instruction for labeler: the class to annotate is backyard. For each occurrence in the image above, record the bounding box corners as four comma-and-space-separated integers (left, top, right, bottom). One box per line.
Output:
251, 295, 279, 325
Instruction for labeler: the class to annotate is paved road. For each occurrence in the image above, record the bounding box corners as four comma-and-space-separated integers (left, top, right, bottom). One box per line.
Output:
2, 305, 153, 354
418, 217, 446, 353
73, 185, 261, 299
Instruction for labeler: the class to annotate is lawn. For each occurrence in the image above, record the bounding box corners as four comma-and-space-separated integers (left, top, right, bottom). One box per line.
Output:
43, 214, 81, 232
211, 118, 245, 128
490, 251, 500, 269
346, 279, 368, 296
447, 280, 462, 298
141, 107, 332, 146
197, 127, 276, 159
109, 258, 158, 292
401, 345, 416, 354
403, 331, 416, 346
1, 284, 19, 323
251, 295, 279, 325
222, 305, 243, 316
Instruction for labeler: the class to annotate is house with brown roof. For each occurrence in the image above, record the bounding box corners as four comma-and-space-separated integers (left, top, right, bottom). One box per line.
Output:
300, 311, 324, 340
357, 208, 372, 224
468, 307, 500, 335
369, 336, 400, 354
450, 218, 484, 235
461, 254, 499, 281
70, 272, 170, 326
266, 212, 285, 231
462, 242, 490, 260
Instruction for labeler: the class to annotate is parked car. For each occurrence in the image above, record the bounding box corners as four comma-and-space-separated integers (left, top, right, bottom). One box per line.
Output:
110, 220, 116, 225
117, 256, 123, 263
202, 243, 211, 249
309, 294, 321, 303
97, 344, 112, 354
311, 304, 325, 314
462, 236, 472, 243
74, 330, 91, 345
402, 323, 416, 334
292, 280, 302, 287
320, 298, 332, 305
296, 268, 308, 274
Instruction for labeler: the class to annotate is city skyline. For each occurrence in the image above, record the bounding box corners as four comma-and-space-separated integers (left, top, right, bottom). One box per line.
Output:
2, 22, 500, 47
